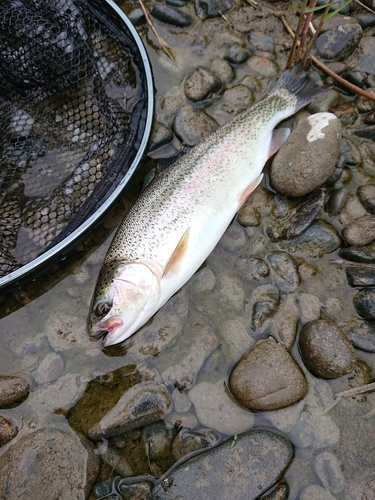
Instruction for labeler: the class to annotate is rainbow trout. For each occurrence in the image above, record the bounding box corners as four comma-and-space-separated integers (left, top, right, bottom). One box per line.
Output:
88, 64, 327, 346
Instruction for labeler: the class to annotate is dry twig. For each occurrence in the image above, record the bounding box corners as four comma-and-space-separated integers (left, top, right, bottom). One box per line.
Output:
279, 15, 375, 102
138, 0, 174, 60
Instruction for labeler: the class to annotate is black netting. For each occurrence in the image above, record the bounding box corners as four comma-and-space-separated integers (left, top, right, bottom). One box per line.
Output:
0, 0, 149, 278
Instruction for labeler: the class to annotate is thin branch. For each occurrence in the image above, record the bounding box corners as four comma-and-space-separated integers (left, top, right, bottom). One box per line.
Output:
138, 0, 174, 60
354, 0, 375, 13
331, 259, 375, 269
218, 10, 235, 29
279, 15, 375, 102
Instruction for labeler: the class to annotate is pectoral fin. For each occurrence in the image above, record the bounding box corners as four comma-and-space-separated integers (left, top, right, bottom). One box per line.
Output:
238, 174, 263, 206
164, 227, 190, 276
267, 128, 290, 158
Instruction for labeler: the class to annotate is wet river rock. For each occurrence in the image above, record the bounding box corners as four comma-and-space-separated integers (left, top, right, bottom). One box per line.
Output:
229, 337, 307, 411
0, 428, 99, 499
358, 184, 375, 215
278, 220, 341, 257
342, 316, 375, 352
0, 415, 18, 447
89, 383, 172, 440
338, 241, 375, 264
265, 252, 299, 293
0, 374, 30, 408
270, 112, 341, 197
353, 288, 375, 319
342, 214, 375, 246
299, 319, 357, 378
153, 429, 293, 500
346, 265, 375, 287
151, 4, 193, 27
314, 23, 363, 61
183, 67, 223, 102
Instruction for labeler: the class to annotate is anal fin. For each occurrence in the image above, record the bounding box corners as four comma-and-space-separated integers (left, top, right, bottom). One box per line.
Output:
164, 227, 190, 276
238, 173, 263, 206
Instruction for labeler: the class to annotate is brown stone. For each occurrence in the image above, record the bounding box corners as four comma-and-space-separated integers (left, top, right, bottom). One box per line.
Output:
229, 337, 307, 411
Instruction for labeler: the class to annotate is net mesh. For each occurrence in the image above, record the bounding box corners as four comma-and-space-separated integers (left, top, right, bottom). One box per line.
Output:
0, 0, 148, 277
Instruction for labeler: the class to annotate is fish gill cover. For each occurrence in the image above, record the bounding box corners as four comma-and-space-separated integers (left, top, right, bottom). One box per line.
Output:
0, 0, 152, 283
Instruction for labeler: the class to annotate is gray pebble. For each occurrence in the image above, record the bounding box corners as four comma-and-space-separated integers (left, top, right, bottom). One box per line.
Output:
34, 352, 64, 385
326, 187, 347, 216
358, 184, 375, 215
339, 242, 375, 264
342, 214, 375, 246
279, 221, 341, 257
341, 316, 375, 352
346, 266, 375, 287
314, 451, 345, 493
281, 188, 326, 239
151, 4, 193, 27
314, 23, 363, 61
266, 251, 299, 293
183, 67, 223, 102
300, 484, 336, 500
353, 288, 375, 319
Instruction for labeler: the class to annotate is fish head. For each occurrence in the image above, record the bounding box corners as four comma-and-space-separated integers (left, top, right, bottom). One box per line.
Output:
87, 261, 161, 346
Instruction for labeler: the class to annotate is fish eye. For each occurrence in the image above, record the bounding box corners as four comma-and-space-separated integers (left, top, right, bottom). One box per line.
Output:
95, 301, 112, 318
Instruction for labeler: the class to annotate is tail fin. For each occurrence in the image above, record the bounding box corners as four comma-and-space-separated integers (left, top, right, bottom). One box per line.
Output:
270, 63, 330, 112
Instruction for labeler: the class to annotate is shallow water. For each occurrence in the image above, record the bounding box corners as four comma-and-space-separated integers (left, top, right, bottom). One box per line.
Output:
1, 0, 375, 498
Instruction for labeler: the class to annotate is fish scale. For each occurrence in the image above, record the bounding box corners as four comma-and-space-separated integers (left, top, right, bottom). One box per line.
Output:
88, 64, 328, 346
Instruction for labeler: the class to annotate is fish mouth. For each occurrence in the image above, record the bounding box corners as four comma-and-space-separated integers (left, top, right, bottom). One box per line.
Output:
90, 316, 124, 344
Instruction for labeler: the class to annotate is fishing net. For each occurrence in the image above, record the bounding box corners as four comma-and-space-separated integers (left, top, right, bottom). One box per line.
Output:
0, 0, 152, 280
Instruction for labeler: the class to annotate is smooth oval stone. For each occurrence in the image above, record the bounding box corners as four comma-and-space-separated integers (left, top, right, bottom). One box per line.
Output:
281, 188, 327, 239
353, 288, 375, 319
229, 337, 307, 411
0, 415, 18, 447
0, 374, 30, 408
279, 221, 341, 257
271, 113, 342, 197
151, 4, 193, 27
358, 184, 375, 215
183, 67, 223, 102
299, 319, 357, 378
265, 252, 299, 293
339, 242, 375, 263
225, 47, 251, 64
194, 0, 240, 19
314, 23, 363, 61
346, 266, 375, 287
153, 429, 294, 500
326, 187, 347, 216
342, 215, 375, 246
342, 316, 375, 352
0, 428, 99, 499
89, 383, 172, 440
314, 451, 345, 494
